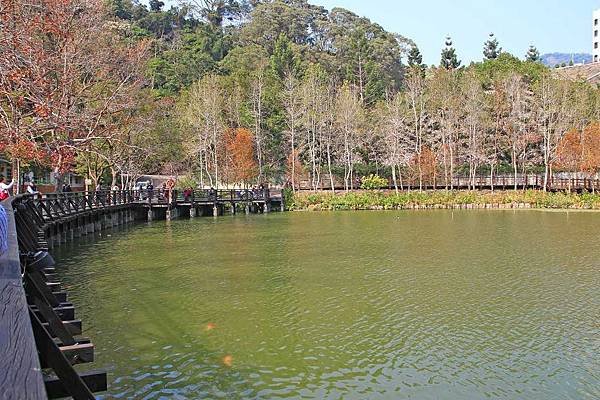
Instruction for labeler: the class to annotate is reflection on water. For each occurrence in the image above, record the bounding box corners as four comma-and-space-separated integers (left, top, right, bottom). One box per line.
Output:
54, 211, 600, 399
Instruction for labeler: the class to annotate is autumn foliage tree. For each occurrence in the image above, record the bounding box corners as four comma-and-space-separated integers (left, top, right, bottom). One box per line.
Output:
554, 129, 583, 177
223, 128, 258, 185
554, 122, 600, 190
0, 0, 149, 190
580, 123, 600, 178
410, 146, 438, 188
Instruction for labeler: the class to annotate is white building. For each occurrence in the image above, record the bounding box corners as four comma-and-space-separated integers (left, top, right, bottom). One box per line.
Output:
594, 9, 600, 62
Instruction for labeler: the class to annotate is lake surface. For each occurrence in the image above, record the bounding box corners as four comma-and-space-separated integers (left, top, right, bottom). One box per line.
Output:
54, 211, 599, 399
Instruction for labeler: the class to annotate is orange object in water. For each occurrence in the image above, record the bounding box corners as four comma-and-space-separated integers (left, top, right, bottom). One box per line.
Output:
222, 355, 233, 367
205, 323, 216, 331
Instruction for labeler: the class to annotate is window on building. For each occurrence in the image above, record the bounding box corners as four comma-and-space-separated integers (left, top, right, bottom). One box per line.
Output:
596, 30, 599, 37
596, 18, 599, 26
596, 42, 599, 49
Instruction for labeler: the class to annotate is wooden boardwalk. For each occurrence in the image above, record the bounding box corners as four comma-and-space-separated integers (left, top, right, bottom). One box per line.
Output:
299, 174, 600, 192
0, 188, 284, 399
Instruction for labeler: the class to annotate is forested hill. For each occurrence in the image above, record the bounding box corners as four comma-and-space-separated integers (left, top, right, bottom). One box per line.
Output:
541, 53, 593, 67
112, 0, 413, 98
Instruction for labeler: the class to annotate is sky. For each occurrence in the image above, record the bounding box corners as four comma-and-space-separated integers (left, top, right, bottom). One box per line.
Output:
309, 0, 600, 64
156, 0, 600, 64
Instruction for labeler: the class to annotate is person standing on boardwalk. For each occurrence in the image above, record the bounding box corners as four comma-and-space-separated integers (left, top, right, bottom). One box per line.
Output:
147, 182, 154, 203
165, 179, 175, 203
0, 175, 15, 201
27, 181, 39, 195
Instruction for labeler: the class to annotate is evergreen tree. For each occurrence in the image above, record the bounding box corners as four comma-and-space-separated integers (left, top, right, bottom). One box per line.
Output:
408, 45, 426, 77
270, 33, 300, 79
440, 36, 461, 70
483, 33, 502, 60
109, 0, 133, 19
525, 45, 540, 62
149, 0, 164, 12
408, 45, 423, 67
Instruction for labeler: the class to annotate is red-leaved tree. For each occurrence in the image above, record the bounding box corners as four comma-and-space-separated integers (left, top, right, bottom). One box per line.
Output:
0, 0, 149, 191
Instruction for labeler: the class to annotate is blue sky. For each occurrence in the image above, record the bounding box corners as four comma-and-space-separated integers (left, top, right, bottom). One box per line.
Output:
310, 0, 600, 64
156, 0, 600, 64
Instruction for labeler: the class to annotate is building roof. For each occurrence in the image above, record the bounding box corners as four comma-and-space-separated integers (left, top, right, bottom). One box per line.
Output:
553, 63, 600, 85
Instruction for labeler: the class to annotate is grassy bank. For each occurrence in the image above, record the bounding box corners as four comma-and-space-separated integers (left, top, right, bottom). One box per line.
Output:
287, 190, 600, 211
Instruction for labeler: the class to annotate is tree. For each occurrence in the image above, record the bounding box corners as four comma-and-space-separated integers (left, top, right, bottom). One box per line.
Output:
181, 0, 250, 27
408, 45, 423, 66
427, 67, 461, 189
179, 74, 225, 187
0, 0, 149, 191
377, 93, 411, 192
483, 33, 502, 60
534, 76, 572, 191
270, 34, 300, 80
286, 149, 305, 191
405, 66, 428, 190
580, 123, 600, 188
525, 46, 540, 62
223, 128, 257, 185
334, 84, 364, 191
407, 45, 426, 77
149, 0, 165, 12
440, 37, 461, 70
461, 71, 487, 189
282, 71, 303, 192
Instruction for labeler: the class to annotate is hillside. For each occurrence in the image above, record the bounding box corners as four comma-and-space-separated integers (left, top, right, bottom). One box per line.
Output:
541, 52, 592, 67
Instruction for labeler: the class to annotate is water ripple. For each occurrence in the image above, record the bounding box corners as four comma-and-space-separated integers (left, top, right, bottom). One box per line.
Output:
52, 211, 600, 399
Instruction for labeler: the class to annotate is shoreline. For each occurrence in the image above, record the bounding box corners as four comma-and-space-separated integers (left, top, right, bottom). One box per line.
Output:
287, 190, 600, 212
291, 205, 600, 212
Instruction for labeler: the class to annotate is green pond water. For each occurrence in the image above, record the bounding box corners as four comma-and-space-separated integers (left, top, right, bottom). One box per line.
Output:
53, 211, 599, 399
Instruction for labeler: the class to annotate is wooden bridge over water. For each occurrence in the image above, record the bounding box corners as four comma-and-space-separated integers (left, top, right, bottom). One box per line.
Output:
0, 188, 283, 399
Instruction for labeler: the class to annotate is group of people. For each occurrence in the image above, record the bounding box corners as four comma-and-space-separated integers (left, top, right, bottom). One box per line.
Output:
0, 176, 41, 201
143, 180, 177, 203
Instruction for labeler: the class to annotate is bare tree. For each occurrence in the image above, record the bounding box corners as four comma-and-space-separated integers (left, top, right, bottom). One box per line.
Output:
282, 71, 303, 191
180, 74, 225, 188
334, 84, 364, 191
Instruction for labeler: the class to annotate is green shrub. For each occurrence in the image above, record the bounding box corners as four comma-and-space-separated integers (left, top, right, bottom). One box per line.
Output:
175, 176, 197, 190
291, 190, 600, 211
283, 188, 295, 211
360, 175, 388, 191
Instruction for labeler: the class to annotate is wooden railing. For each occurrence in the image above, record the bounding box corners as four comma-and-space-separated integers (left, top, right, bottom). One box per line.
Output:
2, 194, 110, 399
299, 174, 600, 192
31, 190, 137, 224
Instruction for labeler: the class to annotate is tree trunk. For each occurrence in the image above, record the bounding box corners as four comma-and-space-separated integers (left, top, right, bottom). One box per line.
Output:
11, 158, 20, 194
291, 130, 296, 193
512, 146, 518, 191
326, 139, 335, 193
391, 164, 399, 194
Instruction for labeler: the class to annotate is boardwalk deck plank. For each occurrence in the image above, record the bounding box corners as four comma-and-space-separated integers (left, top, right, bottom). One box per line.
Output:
0, 200, 47, 399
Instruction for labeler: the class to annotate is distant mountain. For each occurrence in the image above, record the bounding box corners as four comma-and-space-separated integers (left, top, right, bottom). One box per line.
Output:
541, 53, 592, 67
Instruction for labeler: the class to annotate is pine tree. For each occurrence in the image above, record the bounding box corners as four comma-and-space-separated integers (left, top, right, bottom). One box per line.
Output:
440, 36, 461, 70
525, 45, 540, 62
483, 33, 502, 60
149, 0, 164, 12
270, 34, 300, 79
408, 45, 423, 67
408, 45, 426, 77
